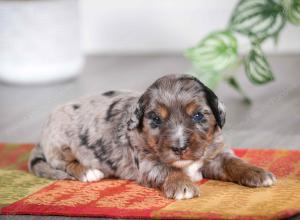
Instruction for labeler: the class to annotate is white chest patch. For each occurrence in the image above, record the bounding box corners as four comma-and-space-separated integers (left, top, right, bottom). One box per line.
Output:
183, 160, 203, 182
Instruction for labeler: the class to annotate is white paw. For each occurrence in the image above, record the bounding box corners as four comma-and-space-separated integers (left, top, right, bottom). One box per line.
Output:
163, 180, 200, 200
184, 160, 203, 182
82, 169, 104, 182
262, 173, 276, 186
174, 187, 198, 200
239, 168, 277, 187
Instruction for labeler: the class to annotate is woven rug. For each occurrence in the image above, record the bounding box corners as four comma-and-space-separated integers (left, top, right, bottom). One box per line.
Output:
0, 143, 300, 219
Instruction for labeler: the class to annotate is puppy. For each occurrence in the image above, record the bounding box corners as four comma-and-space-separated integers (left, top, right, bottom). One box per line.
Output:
29, 74, 276, 200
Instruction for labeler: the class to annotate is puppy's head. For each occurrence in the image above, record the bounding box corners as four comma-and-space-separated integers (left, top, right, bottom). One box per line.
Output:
128, 74, 226, 167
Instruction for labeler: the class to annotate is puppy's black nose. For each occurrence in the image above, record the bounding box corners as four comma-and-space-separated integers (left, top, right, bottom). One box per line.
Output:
171, 145, 187, 155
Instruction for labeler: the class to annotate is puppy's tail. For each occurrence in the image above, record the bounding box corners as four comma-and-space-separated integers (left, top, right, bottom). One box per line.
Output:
28, 144, 73, 180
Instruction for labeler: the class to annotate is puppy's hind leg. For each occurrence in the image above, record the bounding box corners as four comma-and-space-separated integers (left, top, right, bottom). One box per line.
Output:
29, 144, 74, 180
62, 147, 104, 182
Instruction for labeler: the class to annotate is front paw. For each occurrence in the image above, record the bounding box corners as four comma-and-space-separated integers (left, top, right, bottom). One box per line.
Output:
239, 166, 276, 187
162, 178, 200, 200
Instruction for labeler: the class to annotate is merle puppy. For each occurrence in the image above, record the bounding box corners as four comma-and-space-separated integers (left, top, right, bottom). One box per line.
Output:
29, 74, 276, 200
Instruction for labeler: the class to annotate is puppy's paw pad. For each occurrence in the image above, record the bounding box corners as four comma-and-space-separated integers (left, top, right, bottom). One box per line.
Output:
82, 169, 104, 182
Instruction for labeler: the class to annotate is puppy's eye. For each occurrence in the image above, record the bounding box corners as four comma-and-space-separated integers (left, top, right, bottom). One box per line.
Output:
192, 112, 204, 123
152, 116, 161, 125
148, 111, 162, 128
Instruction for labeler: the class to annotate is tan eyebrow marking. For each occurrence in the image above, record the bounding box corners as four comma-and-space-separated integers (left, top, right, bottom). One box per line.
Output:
186, 101, 199, 116
157, 103, 169, 119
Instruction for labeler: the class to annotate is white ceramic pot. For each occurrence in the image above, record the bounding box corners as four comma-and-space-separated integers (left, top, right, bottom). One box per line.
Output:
0, 0, 84, 84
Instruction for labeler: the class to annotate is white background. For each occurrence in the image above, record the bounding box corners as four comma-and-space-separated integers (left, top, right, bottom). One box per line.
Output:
79, 0, 300, 54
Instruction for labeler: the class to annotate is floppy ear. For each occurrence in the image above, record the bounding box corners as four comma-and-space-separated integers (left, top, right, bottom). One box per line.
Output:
127, 94, 146, 130
217, 100, 226, 128
184, 76, 226, 128
202, 86, 226, 129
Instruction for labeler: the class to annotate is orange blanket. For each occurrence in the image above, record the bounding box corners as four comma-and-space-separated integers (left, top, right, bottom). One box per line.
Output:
0, 143, 299, 219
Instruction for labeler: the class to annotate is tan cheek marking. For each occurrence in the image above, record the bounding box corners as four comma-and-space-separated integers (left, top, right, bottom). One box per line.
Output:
207, 114, 218, 141
182, 132, 208, 160
186, 102, 199, 116
143, 125, 158, 150
147, 136, 157, 149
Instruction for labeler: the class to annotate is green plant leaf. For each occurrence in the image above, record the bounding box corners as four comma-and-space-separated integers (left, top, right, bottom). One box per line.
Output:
244, 43, 274, 84
185, 31, 238, 73
282, 0, 300, 25
229, 0, 286, 40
